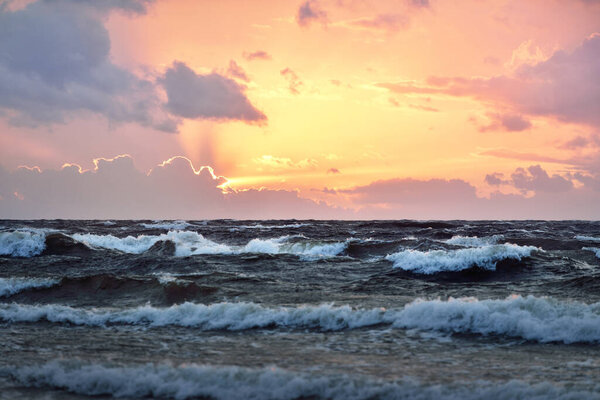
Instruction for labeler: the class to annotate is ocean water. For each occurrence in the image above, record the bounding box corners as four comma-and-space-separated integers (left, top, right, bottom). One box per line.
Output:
0, 219, 599, 399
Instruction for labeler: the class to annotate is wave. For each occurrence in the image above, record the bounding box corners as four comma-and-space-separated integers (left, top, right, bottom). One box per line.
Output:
394, 295, 600, 344
385, 244, 537, 274
0, 229, 47, 257
73, 231, 347, 259
583, 247, 600, 258
2, 295, 600, 343
230, 223, 309, 231
0, 302, 391, 331
444, 235, 503, 247
140, 220, 192, 230
575, 235, 600, 242
6, 361, 598, 400
0, 277, 59, 298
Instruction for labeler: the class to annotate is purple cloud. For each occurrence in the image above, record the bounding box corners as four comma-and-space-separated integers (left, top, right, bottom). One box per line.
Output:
160, 62, 266, 124
296, 0, 327, 27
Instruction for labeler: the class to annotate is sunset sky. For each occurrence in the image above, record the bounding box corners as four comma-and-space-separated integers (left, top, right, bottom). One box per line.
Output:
1, 0, 599, 219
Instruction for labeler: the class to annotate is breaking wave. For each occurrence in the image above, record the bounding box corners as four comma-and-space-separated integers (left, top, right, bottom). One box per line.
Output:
583, 247, 600, 258
0, 302, 390, 331
394, 295, 600, 344
2, 296, 599, 343
0, 229, 47, 257
444, 235, 503, 247
0, 277, 59, 298
385, 244, 537, 274
140, 220, 192, 230
5, 361, 599, 400
70, 231, 347, 259
575, 235, 600, 242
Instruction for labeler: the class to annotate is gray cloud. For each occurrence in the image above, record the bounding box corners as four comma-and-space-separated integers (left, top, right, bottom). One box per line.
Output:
227, 60, 250, 82
296, 0, 328, 27
0, 0, 177, 131
160, 62, 266, 124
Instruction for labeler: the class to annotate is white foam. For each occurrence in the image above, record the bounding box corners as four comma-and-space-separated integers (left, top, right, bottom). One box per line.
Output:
0, 229, 47, 257
0, 302, 391, 331
576, 235, 600, 242
140, 220, 192, 230
7, 361, 599, 400
445, 235, 503, 247
71, 231, 346, 259
71, 231, 231, 256
4, 295, 599, 343
101, 220, 116, 226
582, 247, 600, 258
231, 223, 309, 231
394, 295, 600, 344
385, 244, 537, 274
0, 277, 59, 297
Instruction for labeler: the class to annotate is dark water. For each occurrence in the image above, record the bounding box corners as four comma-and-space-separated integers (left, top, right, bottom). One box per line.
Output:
1, 219, 600, 399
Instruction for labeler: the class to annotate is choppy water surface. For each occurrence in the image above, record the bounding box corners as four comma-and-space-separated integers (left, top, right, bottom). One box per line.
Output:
1, 219, 600, 399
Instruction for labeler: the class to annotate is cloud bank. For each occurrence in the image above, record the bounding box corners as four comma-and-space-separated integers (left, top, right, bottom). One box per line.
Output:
2, 158, 600, 219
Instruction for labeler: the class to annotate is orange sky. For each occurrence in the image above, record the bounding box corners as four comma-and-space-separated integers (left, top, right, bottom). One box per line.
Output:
1, 0, 599, 218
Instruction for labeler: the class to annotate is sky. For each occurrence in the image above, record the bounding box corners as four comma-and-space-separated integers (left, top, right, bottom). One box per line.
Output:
0, 0, 599, 219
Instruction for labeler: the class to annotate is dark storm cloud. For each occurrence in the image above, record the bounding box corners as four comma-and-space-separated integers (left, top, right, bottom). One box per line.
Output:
160, 62, 266, 124
0, 0, 177, 131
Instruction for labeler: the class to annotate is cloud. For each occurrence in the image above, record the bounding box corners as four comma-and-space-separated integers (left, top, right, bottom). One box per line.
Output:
377, 34, 600, 128
280, 68, 303, 95
0, 0, 177, 131
561, 134, 600, 149
296, 0, 328, 27
0, 155, 343, 219
510, 165, 574, 193
479, 113, 532, 132
409, 0, 430, 8
327, 168, 341, 174
486, 165, 574, 194
227, 60, 250, 82
253, 155, 318, 170
243, 51, 272, 61
349, 14, 409, 32
160, 62, 266, 124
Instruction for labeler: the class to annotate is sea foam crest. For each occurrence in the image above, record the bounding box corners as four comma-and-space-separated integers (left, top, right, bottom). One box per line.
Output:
71, 231, 230, 256
385, 244, 537, 274
0, 302, 391, 331
0, 277, 59, 298
444, 235, 503, 247
3, 296, 600, 343
583, 247, 600, 258
576, 235, 600, 242
140, 220, 192, 230
7, 361, 599, 400
394, 295, 600, 344
0, 229, 47, 257
71, 231, 347, 258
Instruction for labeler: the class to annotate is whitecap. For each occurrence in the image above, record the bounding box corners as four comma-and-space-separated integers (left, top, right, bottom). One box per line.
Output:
0, 229, 47, 257
385, 244, 537, 274
0, 277, 59, 297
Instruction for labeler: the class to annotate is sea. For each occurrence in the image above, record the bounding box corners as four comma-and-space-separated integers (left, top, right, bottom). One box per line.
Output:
0, 219, 599, 399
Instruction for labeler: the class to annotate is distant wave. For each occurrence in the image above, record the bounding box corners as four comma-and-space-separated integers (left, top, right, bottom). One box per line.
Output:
583, 247, 600, 258
140, 220, 192, 230
575, 235, 600, 242
385, 244, 537, 274
2, 296, 599, 343
6, 361, 599, 400
444, 235, 503, 247
0, 229, 47, 257
0, 277, 59, 298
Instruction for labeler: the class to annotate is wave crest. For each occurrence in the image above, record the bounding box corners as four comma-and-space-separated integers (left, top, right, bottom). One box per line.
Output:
385, 244, 537, 274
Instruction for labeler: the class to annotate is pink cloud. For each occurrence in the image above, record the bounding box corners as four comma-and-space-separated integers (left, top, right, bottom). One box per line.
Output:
378, 34, 600, 128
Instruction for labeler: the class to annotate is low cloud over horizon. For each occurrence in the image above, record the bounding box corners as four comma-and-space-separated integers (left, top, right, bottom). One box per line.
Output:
2, 155, 599, 220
